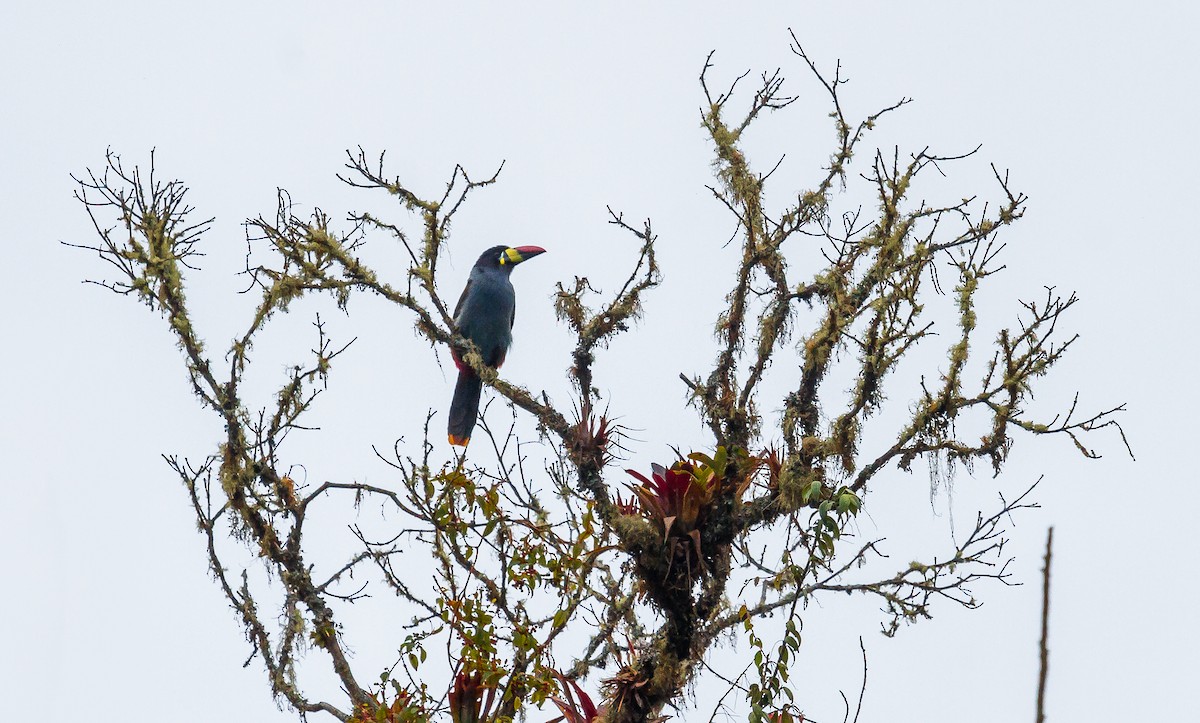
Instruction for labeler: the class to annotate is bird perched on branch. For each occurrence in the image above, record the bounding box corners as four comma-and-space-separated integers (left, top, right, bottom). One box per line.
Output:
447, 244, 546, 447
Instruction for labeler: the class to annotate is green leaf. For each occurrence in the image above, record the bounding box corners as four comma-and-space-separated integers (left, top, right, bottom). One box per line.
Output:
713, 445, 728, 475
823, 516, 839, 535
552, 609, 569, 630
802, 480, 822, 504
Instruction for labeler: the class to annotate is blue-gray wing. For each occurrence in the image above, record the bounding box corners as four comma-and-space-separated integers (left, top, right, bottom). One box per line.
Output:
453, 278, 473, 323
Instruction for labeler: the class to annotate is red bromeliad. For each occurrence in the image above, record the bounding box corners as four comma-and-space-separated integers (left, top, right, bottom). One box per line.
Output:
625, 447, 754, 572
547, 671, 602, 723
448, 670, 498, 723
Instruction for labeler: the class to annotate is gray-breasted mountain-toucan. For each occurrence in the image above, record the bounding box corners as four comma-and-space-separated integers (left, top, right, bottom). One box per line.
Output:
447, 244, 546, 446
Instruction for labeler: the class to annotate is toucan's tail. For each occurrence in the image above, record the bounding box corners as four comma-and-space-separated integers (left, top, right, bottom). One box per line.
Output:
448, 368, 482, 446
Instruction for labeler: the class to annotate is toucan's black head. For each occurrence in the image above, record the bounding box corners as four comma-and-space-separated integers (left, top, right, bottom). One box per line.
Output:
473, 245, 547, 271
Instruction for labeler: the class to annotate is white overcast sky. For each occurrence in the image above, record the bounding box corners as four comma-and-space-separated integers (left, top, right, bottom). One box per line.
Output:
2, 2, 1197, 721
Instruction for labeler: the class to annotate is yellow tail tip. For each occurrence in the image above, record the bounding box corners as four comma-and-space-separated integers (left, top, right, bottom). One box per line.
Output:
448, 434, 470, 447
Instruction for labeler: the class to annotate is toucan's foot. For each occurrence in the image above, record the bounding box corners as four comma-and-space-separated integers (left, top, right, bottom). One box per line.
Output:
448, 434, 470, 447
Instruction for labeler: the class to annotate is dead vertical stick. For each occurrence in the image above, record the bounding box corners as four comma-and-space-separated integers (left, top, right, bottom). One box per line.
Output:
1036, 526, 1054, 723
